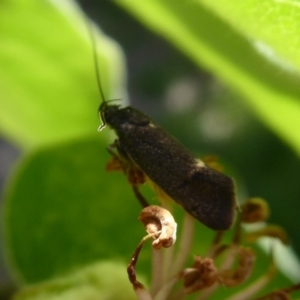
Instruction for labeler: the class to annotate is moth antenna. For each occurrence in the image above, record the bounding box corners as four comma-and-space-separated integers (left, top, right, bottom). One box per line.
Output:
84, 17, 106, 103
83, 14, 107, 130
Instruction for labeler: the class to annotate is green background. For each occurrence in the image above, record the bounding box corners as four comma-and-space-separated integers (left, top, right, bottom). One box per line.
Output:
0, 0, 300, 299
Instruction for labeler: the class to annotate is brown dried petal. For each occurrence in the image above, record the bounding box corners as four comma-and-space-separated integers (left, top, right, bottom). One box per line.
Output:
241, 198, 270, 223
139, 205, 177, 250
256, 283, 300, 300
219, 247, 255, 287
182, 256, 218, 294
269, 290, 290, 300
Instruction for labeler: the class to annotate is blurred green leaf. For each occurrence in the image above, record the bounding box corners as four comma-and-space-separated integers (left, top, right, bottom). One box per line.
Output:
0, 0, 126, 148
3, 137, 145, 283
13, 261, 136, 300
2, 1, 300, 299
199, 0, 300, 72
3, 136, 297, 296
115, 0, 300, 156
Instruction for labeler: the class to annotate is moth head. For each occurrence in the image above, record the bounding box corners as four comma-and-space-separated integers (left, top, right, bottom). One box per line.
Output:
98, 101, 120, 131
99, 103, 150, 131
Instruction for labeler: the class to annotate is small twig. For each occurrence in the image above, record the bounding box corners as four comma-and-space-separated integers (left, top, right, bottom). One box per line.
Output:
195, 282, 219, 300
171, 213, 195, 275
253, 282, 300, 300
225, 259, 277, 300
128, 233, 159, 290
150, 247, 164, 295
154, 276, 179, 300
206, 230, 225, 258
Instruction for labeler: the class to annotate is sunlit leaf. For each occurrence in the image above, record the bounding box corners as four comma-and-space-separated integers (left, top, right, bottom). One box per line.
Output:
115, 0, 300, 156
14, 261, 136, 300
0, 0, 126, 148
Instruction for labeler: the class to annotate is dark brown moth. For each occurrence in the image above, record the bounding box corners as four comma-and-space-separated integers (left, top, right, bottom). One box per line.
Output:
99, 102, 237, 230
85, 15, 237, 231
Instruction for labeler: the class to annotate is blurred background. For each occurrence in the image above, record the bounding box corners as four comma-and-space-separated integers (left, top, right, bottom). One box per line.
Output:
76, 0, 300, 247
1, 0, 300, 296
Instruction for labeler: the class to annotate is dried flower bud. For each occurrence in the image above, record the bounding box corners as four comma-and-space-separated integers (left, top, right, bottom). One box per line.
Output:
269, 290, 290, 300
219, 247, 255, 287
139, 205, 177, 250
182, 256, 218, 294
245, 225, 289, 245
256, 290, 290, 300
258, 283, 300, 300
106, 157, 146, 185
241, 198, 270, 223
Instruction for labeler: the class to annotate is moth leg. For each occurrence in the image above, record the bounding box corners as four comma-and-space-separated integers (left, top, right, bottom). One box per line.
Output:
106, 141, 124, 172
132, 185, 148, 208
106, 140, 150, 208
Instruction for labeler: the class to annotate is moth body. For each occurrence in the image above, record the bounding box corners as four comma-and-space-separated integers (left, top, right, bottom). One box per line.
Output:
100, 102, 237, 230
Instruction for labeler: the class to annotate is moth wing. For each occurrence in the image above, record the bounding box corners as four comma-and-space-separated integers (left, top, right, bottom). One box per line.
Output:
177, 166, 236, 230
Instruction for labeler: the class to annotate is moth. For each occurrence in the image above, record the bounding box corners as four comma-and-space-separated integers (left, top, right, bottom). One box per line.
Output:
86, 17, 237, 231
99, 102, 237, 230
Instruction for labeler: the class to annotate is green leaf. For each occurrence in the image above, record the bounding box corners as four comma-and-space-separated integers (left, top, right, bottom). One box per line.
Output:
13, 261, 136, 300
3, 137, 145, 283
0, 0, 126, 148
3, 136, 299, 297
114, 0, 300, 156
199, 0, 300, 72
2, 1, 300, 299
